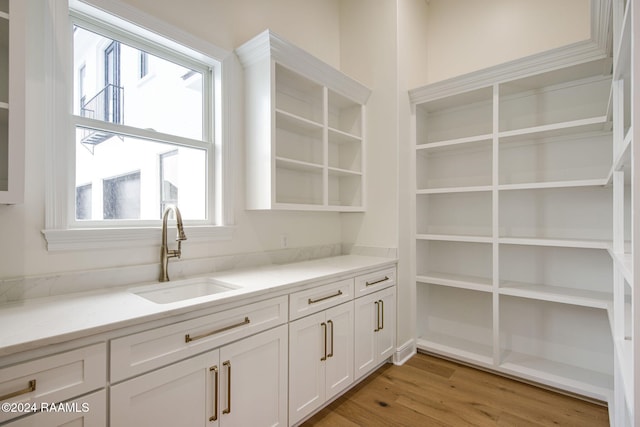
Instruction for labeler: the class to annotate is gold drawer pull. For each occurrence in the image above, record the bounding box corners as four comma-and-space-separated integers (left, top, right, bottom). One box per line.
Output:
185, 317, 250, 343
374, 301, 380, 332
320, 322, 327, 361
327, 320, 334, 358
366, 276, 389, 287
209, 366, 218, 422
308, 290, 343, 305
0, 380, 36, 401
222, 361, 231, 414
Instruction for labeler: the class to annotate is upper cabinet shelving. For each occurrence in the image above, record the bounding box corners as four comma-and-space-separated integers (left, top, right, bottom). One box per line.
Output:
236, 30, 371, 211
0, 0, 24, 204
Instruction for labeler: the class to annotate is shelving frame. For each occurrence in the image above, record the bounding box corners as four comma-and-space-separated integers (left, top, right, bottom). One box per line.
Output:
410, 44, 619, 405
236, 30, 371, 211
610, 0, 639, 424
0, 0, 24, 204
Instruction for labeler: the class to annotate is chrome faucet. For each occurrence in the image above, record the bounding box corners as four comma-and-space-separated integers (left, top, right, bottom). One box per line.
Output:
160, 205, 187, 282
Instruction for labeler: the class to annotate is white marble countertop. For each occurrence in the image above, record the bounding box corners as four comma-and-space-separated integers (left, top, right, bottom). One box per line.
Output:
0, 255, 396, 357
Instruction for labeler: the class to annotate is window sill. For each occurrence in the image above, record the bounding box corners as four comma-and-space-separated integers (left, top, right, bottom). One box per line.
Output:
41, 225, 234, 251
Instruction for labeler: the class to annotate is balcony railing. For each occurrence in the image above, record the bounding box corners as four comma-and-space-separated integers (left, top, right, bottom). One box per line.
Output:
80, 84, 124, 147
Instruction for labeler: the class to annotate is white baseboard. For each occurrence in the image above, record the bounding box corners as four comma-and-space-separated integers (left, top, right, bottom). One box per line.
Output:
394, 338, 416, 365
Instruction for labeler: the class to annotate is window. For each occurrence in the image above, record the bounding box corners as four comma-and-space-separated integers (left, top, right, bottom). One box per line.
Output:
72, 12, 210, 222
43, 0, 233, 251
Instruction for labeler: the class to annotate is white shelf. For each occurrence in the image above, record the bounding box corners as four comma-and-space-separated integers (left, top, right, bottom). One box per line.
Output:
498, 115, 610, 139
609, 249, 633, 284
415, 133, 493, 150
416, 336, 494, 366
417, 234, 493, 244
499, 282, 611, 310
499, 237, 611, 250
417, 185, 492, 194
0, 102, 6, 109
613, 0, 631, 80
275, 157, 323, 173
498, 179, 608, 191
0, 12, 7, 21
500, 354, 613, 402
417, 273, 492, 293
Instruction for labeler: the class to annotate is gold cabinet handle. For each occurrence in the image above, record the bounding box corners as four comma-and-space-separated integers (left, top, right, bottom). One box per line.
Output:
185, 317, 250, 343
320, 322, 327, 361
209, 366, 218, 422
222, 361, 231, 414
374, 301, 380, 332
0, 380, 36, 401
379, 299, 384, 330
366, 276, 389, 287
308, 290, 343, 305
327, 320, 334, 358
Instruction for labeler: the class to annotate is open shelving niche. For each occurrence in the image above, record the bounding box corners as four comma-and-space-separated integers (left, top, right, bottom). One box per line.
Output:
237, 30, 370, 211
411, 56, 618, 403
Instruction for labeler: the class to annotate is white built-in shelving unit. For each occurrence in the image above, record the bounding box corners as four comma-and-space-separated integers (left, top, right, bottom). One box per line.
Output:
0, 0, 23, 204
236, 30, 370, 211
410, 50, 620, 405
610, 0, 638, 424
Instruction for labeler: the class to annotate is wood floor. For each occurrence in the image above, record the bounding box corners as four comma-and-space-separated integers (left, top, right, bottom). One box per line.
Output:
302, 353, 609, 427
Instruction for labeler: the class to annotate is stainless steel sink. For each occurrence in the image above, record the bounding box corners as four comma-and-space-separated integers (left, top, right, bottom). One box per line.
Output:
132, 277, 240, 304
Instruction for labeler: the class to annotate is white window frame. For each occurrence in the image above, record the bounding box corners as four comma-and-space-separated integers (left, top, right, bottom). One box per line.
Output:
42, 0, 235, 251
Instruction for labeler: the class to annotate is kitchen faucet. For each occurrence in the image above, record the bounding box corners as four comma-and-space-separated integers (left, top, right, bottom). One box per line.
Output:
160, 205, 187, 282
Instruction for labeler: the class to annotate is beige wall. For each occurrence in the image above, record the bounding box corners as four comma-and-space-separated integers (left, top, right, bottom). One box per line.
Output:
424, 0, 591, 84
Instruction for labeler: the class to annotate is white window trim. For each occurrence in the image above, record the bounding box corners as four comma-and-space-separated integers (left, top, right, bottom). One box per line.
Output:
42, 0, 236, 251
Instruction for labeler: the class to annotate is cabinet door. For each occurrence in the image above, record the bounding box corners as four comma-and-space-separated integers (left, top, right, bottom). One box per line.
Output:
354, 287, 396, 380
354, 292, 379, 380
4, 390, 106, 427
289, 311, 325, 424
376, 287, 396, 362
110, 350, 217, 427
324, 301, 354, 401
219, 325, 287, 427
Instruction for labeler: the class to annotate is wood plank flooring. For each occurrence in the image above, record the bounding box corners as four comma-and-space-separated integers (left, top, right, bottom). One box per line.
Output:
302, 353, 609, 427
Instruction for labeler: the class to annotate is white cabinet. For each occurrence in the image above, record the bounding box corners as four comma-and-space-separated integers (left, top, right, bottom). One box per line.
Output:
0, 0, 24, 204
111, 324, 288, 427
236, 30, 371, 211
0, 343, 106, 424
410, 57, 616, 402
354, 286, 396, 380
289, 301, 354, 425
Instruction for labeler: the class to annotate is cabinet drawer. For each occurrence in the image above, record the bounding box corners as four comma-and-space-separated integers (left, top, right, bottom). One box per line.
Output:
0, 343, 106, 424
110, 296, 288, 382
355, 267, 396, 298
289, 278, 353, 320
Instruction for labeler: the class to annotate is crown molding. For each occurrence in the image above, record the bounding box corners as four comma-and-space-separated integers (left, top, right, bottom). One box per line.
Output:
235, 29, 371, 104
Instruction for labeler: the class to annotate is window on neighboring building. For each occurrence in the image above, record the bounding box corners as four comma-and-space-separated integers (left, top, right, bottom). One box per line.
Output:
72, 14, 211, 223
139, 51, 148, 79
76, 183, 92, 220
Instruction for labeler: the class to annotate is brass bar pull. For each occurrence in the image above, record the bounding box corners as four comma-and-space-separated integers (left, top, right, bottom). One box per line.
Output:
379, 300, 384, 330
366, 276, 389, 287
308, 290, 343, 305
320, 322, 327, 361
0, 380, 36, 401
209, 366, 218, 422
185, 317, 250, 343
374, 301, 380, 332
222, 361, 231, 414
327, 320, 334, 358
